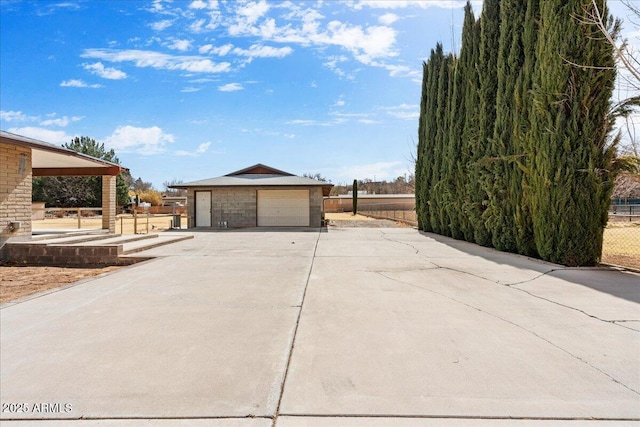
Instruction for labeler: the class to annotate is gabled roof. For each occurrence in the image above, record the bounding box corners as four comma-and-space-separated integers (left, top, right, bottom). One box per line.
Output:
226, 163, 293, 177
172, 163, 334, 196
0, 130, 124, 176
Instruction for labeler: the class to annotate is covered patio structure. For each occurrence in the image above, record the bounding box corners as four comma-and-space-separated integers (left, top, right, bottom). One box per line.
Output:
1, 130, 124, 249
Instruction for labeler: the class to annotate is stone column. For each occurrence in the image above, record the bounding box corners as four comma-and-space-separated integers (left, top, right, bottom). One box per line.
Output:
102, 175, 116, 233
0, 142, 32, 249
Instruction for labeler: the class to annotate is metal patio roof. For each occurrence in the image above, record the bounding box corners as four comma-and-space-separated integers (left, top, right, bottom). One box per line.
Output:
1, 130, 124, 176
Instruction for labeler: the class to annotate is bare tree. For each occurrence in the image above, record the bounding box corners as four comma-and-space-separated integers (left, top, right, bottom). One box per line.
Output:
612, 172, 640, 200
582, 0, 640, 158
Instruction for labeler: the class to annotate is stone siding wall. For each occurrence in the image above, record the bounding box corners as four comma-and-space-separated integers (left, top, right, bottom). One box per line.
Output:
1, 142, 32, 249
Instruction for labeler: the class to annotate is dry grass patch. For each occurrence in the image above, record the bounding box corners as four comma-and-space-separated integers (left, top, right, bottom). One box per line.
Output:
602, 223, 640, 270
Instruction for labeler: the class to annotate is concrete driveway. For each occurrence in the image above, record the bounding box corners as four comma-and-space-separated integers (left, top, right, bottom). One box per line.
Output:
1, 227, 639, 426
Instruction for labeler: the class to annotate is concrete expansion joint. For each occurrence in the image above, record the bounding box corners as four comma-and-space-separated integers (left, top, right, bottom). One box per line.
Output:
276, 414, 640, 421
271, 229, 322, 427
0, 415, 274, 421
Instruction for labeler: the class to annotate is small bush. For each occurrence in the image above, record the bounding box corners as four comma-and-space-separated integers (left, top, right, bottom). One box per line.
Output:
138, 190, 163, 206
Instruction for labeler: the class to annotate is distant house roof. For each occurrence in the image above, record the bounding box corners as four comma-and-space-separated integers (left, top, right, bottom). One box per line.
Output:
0, 130, 124, 176
172, 163, 334, 196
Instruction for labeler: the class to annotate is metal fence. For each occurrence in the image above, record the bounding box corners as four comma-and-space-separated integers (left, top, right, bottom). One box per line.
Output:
358, 203, 639, 271
609, 204, 640, 222
33, 207, 184, 235
603, 205, 640, 270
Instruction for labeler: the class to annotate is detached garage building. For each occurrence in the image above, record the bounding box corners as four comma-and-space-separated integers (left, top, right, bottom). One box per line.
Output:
172, 164, 333, 228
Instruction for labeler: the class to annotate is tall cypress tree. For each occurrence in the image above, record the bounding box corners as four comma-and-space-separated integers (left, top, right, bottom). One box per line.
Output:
430, 52, 454, 235
472, 0, 500, 246
461, 7, 482, 243
416, 46, 444, 232
529, 0, 617, 266
416, 61, 429, 231
445, 6, 475, 240
513, 0, 540, 257
486, 0, 527, 252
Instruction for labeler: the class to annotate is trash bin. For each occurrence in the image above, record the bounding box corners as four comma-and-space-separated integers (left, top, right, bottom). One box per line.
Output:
172, 215, 181, 228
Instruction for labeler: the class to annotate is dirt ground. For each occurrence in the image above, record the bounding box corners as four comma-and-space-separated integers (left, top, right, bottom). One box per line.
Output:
0, 264, 120, 303
325, 212, 412, 228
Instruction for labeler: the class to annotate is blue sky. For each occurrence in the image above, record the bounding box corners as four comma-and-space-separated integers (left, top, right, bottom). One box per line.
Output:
1, 0, 636, 188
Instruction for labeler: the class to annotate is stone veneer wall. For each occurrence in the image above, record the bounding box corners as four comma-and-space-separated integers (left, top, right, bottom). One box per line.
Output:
186, 186, 324, 228
1, 142, 32, 249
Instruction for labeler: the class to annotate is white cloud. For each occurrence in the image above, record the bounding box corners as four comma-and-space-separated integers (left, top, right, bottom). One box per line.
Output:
189, 0, 218, 9
190, 19, 206, 33
199, 44, 213, 54
40, 115, 83, 127
189, 0, 207, 9
253, 17, 398, 64
218, 82, 244, 92
147, 1, 420, 79
352, 1, 465, 9
151, 19, 174, 31
287, 119, 316, 125
7, 127, 73, 144
330, 111, 369, 118
175, 141, 212, 156
285, 118, 347, 126
326, 21, 398, 63
83, 62, 127, 80
148, 0, 171, 13
374, 62, 420, 78
232, 44, 293, 59
388, 111, 419, 120
103, 125, 174, 155
199, 43, 235, 56
197, 141, 211, 153
82, 49, 232, 74
323, 55, 356, 79
60, 79, 102, 88
358, 119, 379, 124
181, 87, 201, 92
333, 98, 345, 107
378, 13, 398, 25
228, 0, 271, 35
167, 38, 192, 51
1, 110, 32, 122
189, 11, 221, 33
212, 44, 234, 56
382, 103, 419, 120
189, 77, 216, 83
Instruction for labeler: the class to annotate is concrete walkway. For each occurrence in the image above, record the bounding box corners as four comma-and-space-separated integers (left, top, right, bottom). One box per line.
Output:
1, 228, 638, 426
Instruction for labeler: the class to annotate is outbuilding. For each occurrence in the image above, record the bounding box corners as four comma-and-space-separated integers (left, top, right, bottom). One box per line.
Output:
171, 164, 333, 228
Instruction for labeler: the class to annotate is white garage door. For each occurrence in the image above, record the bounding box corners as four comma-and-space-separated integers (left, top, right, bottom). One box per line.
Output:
257, 190, 309, 227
